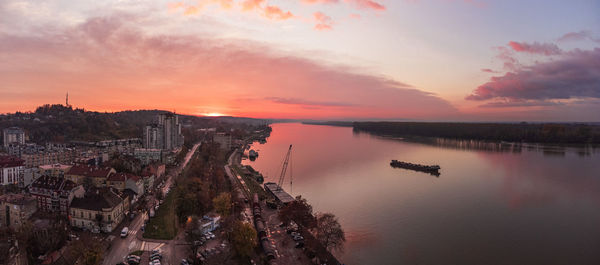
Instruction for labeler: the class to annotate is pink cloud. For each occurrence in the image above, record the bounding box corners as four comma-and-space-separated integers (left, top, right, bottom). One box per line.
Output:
344, 0, 386, 11
507, 41, 562, 56
302, 0, 340, 4
0, 13, 456, 119
314, 11, 334, 30
481, 68, 499, 74
558, 30, 600, 43
264, 5, 294, 20
349, 13, 361, 19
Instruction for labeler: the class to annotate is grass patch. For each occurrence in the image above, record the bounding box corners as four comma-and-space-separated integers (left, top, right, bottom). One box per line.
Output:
143, 189, 178, 240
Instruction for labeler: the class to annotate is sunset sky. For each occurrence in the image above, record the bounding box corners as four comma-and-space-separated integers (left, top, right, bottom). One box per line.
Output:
1, 0, 599, 121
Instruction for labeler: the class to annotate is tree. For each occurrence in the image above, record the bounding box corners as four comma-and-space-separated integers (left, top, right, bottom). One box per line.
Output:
95, 214, 103, 231
278, 196, 316, 229
82, 176, 94, 190
229, 221, 256, 259
213, 192, 232, 217
314, 213, 346, 252
72, 234, 104, 265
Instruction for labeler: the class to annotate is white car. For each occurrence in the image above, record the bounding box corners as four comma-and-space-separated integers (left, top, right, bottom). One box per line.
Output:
120, 227, 129, 238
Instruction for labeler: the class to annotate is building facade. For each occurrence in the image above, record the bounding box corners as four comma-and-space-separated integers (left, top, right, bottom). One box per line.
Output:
0, 156, 24, 186
69, 189, 126, 233
143, 113, 184, 151
2, 127, 25, 148
134, 148, 163, 165
0, 194, 37, 229
29, 175, 84, 216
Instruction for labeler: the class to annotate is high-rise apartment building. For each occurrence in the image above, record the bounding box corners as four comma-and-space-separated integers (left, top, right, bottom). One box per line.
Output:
143, 113, 184, 150
3, 127, 25, 148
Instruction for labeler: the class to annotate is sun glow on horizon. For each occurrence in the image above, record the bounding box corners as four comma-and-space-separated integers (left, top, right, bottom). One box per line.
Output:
201, 112, 227, 117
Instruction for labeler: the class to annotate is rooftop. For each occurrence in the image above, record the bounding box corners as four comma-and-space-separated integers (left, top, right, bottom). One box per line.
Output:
0, 193, 36, 205
0, 155, 24, 168
66, 164, 113, 178
30, 175, 78, 192
70, 188, 123, 211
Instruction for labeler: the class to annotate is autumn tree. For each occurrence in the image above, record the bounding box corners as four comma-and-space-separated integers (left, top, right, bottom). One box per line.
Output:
213, 192, 232, 217
278, 196, 316, 229
314, 213, 346, 252
229, 221, 257, 259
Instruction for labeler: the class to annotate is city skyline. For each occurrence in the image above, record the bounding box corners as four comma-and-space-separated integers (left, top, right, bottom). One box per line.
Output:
1, 0, 599, 121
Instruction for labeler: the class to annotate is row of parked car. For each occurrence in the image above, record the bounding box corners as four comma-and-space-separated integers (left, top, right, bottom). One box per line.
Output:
287, 228, 305, 248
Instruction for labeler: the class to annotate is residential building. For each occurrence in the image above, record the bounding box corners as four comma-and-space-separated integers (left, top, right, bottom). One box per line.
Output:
140, 171, 155, 193
0, 194, 37, 229
134, 148, 163, 165
2, 127, 25, 148
125, 174, 144, 196
65, 164, 115, 186
143, 125, 163, 150
106, 173, 128, 191
29, 175, 84, 216
39, 164, 73, 177
213, 132, 232, 151
19, 148, 77, 167
143, 113, 184, 151
0, 156, 24, 186
21, 167, 41, 188
69, 188, 126, 233
199, 214, 221, 234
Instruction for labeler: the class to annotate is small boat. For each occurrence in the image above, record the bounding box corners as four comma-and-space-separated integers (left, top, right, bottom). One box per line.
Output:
249, 149, 258, 158
390, 160, 440, 176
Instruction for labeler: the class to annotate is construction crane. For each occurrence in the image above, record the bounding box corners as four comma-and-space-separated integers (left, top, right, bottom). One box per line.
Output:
277, 145, 292, 191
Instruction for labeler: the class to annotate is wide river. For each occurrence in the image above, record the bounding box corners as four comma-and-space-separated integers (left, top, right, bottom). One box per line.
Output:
242, 123, 600, 265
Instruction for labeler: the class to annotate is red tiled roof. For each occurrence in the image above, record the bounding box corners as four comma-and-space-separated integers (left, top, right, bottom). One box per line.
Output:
127, 174, 141, 182
107, 172, 126, 182
66, 164, 113, 178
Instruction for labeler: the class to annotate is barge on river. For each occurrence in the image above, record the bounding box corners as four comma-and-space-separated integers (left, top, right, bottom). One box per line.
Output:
390, 160, 441, 176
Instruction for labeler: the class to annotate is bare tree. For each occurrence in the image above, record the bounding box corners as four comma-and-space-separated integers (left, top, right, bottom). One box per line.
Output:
314, 213, 346, 252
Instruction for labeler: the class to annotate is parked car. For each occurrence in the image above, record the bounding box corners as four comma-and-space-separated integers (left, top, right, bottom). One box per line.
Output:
295, 241, 305, 248
121, 227, 129, 238
181, 259, 189, 265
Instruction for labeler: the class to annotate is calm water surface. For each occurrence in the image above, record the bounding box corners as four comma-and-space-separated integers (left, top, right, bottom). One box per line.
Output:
243, 123, 600, 265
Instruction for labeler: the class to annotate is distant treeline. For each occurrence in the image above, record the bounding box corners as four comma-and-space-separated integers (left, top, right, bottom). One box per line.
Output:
0, 104, 266, 143
353, 122, 600, 144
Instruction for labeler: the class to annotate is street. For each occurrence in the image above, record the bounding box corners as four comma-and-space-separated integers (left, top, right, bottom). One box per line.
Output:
103, 143, 200, 265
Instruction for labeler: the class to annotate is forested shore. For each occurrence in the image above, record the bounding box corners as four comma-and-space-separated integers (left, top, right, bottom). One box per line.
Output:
353, 122, 600, 144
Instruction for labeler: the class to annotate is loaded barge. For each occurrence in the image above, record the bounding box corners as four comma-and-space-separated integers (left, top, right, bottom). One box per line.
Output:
390, 160, 441, 176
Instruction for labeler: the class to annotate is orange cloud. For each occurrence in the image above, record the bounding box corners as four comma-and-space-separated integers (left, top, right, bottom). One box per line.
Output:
264, 5, 294, 20
241, 0, 265, 10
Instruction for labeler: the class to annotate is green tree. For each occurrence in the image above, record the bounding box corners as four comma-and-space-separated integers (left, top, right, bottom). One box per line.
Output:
314, 213, 346, 252
213, 192, 232, 217
229, 221, 256, 259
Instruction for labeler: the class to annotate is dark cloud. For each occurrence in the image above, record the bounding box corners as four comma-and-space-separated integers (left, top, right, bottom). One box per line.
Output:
467, 48, 600, 101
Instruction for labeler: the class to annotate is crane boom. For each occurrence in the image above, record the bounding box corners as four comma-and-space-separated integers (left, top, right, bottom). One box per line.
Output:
277, 145, 292, 190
